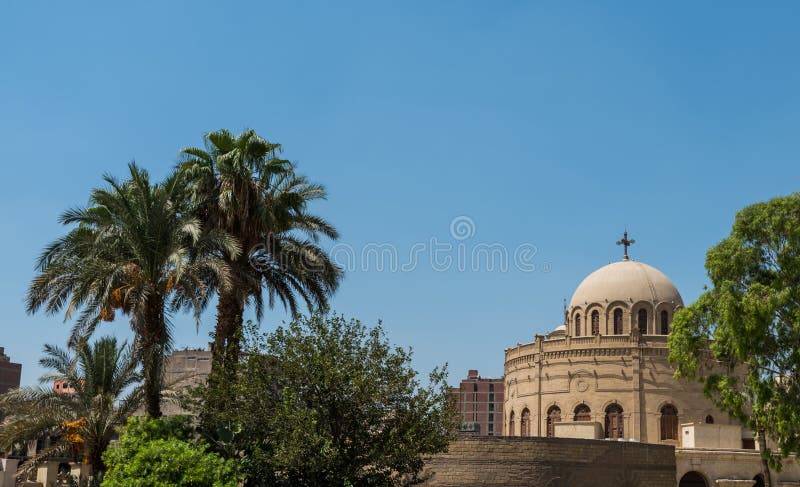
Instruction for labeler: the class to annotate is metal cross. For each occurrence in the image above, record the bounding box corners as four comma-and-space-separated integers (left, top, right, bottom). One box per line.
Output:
616, 231, 635, 261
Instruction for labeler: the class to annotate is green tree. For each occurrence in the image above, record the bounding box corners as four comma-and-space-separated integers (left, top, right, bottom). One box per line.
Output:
178, 129, 342, 384
27, 163, 239, 417
200, 314, 456, 486
0, 336, 141, 477
669, 193, 800, 483
102, 416, 240, 487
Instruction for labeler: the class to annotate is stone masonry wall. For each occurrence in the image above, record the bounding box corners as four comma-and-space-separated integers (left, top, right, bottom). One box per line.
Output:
421, 436, 676, 487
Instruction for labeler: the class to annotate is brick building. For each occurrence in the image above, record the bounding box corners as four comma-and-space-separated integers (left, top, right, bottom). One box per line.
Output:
0, 347, 21, 393
449, 370, 504, 436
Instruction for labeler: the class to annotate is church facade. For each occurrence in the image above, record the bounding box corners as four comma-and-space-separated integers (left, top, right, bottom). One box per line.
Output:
502, 238, 800, 487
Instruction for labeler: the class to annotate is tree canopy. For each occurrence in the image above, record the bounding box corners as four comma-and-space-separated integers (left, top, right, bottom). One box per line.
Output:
197, 314, 456, 486
0, 336, 141, 476
669, 193, 800, 466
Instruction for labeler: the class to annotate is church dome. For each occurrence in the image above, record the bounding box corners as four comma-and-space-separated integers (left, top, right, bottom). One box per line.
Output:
568, 259, 683, 309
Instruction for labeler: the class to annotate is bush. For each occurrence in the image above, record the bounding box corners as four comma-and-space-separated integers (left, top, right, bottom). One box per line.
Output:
102, 416, 240, 487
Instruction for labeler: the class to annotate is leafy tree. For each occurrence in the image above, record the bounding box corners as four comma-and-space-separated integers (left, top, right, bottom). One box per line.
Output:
27, 163, 238, 417
198, 314, 456, 486
178, 129, 342, 387
669, 193, 800, 482
0, 336, 141, 477
102, 416, 240, 487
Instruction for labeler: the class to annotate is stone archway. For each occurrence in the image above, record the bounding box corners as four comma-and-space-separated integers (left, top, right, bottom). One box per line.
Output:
679, 471, 708, 487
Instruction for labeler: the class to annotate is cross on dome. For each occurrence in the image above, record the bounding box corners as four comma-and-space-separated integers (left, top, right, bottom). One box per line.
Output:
616, 231, 635, 261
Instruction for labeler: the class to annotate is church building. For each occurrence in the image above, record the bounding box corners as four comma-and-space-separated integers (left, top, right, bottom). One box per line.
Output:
502, 234, 800, 487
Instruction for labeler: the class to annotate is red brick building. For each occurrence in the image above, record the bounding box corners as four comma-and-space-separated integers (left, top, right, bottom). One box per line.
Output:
0, 347, 21, 394
449, 370, 504, 436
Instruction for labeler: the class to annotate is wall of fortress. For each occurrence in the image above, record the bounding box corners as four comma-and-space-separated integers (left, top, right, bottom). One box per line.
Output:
421, 436, 676, 487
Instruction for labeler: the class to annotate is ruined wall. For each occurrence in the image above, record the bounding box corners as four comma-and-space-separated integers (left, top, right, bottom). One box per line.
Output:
421, 436, 676, 487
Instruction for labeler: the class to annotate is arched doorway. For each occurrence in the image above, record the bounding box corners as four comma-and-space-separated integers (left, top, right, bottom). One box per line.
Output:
753, 473, 765, 487
546, 406, 561, 437
679, 471, 708, 487
605, 404, 624, 439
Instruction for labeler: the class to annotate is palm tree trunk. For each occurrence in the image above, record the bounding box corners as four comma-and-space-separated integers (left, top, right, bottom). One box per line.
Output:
142, 295, 165, 418
212, 287, 244, 377
88, 447, 105, 479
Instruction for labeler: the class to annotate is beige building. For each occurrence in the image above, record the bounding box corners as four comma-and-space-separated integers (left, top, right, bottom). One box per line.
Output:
503, 239, 800, 487
161, 346, 212, 416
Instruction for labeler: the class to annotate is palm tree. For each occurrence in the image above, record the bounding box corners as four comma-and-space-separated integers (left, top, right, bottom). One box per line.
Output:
178, 129, 342, 379
27, 163, 239, 417
0, 337, 141, 477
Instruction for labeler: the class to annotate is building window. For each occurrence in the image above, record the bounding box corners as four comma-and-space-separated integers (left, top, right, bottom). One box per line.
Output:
742, 438, 756, 449
488, 423, 494, 434
574, 404, 591, 421
705, 415, 714, 424
489, 403, 494, 411
521, 408, 531, 437
547, 406, 561, 437
591, 311, 600, 335
613, 308, 623, 335
605, 404, 624, 439
660, 310, 669, 335
509, 410, 515, 436
638, 309, 647, 335
660, 404, 678, 441
575, 315, 581, 337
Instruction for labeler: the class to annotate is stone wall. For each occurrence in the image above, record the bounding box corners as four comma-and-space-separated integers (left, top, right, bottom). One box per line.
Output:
421, 436, 676, 487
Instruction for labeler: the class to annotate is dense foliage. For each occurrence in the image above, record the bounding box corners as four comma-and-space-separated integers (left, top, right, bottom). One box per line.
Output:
102, 416, 239, 487
197, 314, 456, 486
0, 337, 141, 476
669, 193, 800, 473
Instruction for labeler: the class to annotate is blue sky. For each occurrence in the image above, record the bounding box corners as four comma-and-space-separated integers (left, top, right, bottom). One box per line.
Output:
2, 1, 799, 386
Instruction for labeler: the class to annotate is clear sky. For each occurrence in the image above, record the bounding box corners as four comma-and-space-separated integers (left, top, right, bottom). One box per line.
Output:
2, 1, 799, 386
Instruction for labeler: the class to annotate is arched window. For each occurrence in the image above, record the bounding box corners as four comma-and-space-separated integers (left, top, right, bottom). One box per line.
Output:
520, 408, 531, 437
660, 310, 669, 335
605, 404, 624, 439
508, 410, 515, 436
753, 474, 765, 487
591, 311, 600, 335
705, 415, 714, 424
574, 315, 581, 337
660, 404, 678, 441
638, 309, 648, 335
574, 404, 591, 421
547, 406, 561, 437
613, 308, 623, 335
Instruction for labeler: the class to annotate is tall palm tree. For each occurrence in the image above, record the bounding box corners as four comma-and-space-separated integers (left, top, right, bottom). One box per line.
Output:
27, 163, 239, 417
178, 129, 342, 379
0, 336, 141, 477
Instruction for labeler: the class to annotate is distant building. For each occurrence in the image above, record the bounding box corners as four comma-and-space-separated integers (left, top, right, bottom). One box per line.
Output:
449, 370, 504, 436
161, 345, 213, 416
0, 347, 22, 393
53, 379, 75, 394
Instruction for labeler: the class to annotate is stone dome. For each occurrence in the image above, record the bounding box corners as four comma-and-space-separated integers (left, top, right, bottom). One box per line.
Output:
568, 259, 683, 309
